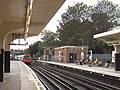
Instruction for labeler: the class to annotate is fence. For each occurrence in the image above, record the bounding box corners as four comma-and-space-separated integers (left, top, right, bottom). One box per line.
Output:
92, 54, 112, 62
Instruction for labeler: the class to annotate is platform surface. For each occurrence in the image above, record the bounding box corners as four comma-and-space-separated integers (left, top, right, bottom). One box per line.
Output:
39, 60, 120, 78
0, 61, 45, 90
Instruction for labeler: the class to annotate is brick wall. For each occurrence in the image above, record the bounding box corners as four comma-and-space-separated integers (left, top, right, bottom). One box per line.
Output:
54, 46, 88, 63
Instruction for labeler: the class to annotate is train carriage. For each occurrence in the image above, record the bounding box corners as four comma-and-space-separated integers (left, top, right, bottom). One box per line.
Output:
22, 55, 32, 64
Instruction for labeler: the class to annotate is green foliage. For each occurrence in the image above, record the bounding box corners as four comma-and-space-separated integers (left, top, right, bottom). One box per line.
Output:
27, 30, 59, 57
10, 49, 26, 55
26, 0, 119, 55
60, 2, 90, 24
24, 49, 29, 54
57, 0, 119, 54
57, 3, 91, 46
41, 30, 60, 47
91, 0, 120, 34
28, 41, 43, 57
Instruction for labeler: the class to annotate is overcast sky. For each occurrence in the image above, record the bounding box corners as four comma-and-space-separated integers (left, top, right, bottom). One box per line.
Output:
11, 0, 120, 50
43, 0, 119, 32
43, 0, 98, 32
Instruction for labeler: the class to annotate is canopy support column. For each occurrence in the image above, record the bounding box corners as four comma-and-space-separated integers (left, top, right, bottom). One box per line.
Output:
0, 49, 4, 82
4, 51, 10, 73
4, 35, 11, 73
114, 45, 120, 71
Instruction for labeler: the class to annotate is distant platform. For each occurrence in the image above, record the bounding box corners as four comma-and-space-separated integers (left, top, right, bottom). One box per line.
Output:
0, 61, 45, 90
38, 60, 120, 78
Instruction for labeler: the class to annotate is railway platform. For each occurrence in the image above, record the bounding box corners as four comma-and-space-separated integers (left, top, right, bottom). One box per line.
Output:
38, 60, 120, 79
0, 61, 45, 90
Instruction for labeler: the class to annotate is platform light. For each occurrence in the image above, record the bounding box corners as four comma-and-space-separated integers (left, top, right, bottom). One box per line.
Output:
30, 0, 33, 9
24, 0, 33, 38
80, 70, 83, 71
27, 16, 31, 25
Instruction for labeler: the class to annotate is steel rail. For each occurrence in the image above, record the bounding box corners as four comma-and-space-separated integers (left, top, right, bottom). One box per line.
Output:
32, 64, 100, 90
32, 64, 83, 90
43, 64, 120, 90
32, 62, 120, 90
30, 65, 61, 90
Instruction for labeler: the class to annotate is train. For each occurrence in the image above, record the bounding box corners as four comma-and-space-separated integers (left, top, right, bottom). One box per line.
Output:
22, 55, 32, 64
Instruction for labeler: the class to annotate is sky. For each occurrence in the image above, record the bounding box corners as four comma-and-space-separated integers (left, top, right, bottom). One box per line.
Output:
10, 0, 120, 50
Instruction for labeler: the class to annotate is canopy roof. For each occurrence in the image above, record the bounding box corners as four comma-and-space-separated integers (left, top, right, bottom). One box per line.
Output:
94, 29, 120, 45
0, 0, 65, 39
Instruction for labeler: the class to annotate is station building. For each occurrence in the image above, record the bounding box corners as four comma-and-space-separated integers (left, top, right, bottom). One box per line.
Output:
54, 46, 88, 63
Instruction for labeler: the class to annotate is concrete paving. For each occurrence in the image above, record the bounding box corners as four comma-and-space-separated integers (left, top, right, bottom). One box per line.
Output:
0, 61, 45, 90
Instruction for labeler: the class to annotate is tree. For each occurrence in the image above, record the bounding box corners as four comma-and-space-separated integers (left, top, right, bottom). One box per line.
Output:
28, 41, 41, 57
57, 2, 91, 46
27, 30, 60, 58
89, 0, 120, 53
36, 41, 44, 57
41, 30, 60, 47
26, 1, 120, 55
24, 48, 29, 54
25, 41, 44, 58
91, 0, 120, 34
57, 1, 118, 53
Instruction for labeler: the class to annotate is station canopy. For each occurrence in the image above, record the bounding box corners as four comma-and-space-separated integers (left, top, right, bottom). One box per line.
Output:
93, 28, 120, 46
0, 0, 65, 39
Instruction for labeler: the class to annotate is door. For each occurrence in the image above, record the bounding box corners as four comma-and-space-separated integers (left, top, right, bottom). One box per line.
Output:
69, 53, 76, 63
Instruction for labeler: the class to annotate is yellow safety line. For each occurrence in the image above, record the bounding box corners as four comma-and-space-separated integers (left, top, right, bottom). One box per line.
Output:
27, 66, 40, 90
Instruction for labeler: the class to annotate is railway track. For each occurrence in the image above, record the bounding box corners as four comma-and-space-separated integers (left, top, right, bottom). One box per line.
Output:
30, 65, 82, 90
29, 62, 120, 90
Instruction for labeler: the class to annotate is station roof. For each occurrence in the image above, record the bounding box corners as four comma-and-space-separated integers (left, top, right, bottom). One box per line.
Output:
55, 46, 88, 50
0, 0, 65, 39
93, 29, 120, 45
28, 0, 66, 36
